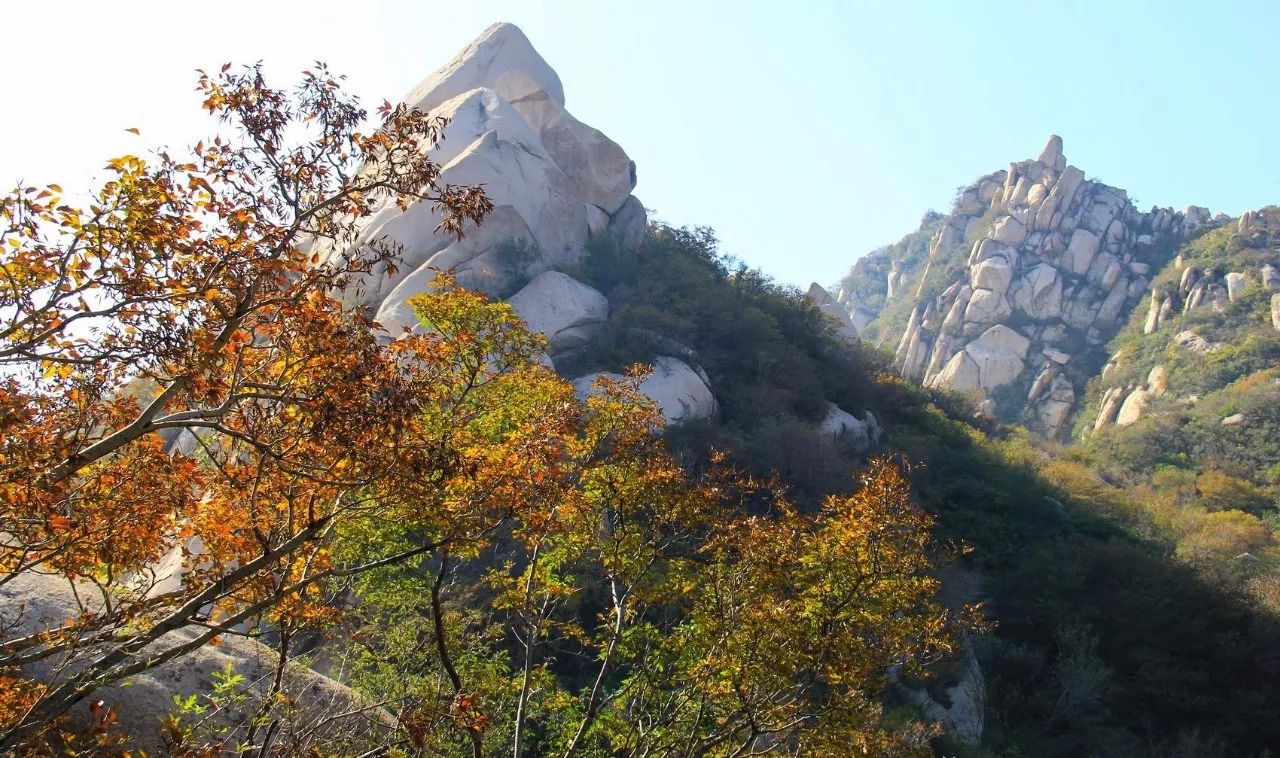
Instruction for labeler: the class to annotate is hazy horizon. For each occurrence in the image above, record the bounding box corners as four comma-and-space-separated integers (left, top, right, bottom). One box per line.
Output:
3, 0, 1277, 287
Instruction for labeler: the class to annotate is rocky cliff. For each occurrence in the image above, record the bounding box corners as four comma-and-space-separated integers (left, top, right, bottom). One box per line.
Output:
836, 136, 1217, 438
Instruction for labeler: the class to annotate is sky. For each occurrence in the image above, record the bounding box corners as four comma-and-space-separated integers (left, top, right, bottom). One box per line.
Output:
3, 0, 1278, 288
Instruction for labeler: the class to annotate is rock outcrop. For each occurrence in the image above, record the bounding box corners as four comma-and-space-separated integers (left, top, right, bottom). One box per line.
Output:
807, 282, 862, 341
508, 271, 609, 355
866, 136, 1203, 437
572, 356, 717, 425
335, 22, 645, 338
3, 572, 383, 752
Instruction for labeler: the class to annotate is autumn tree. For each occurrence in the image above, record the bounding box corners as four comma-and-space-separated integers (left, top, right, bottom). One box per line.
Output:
337, 437, 976, 756
0, 62, 501, 747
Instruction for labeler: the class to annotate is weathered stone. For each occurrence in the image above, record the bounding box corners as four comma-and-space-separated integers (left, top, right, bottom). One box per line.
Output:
930, 350, 980, 393
1027, 366, 1056, 401
542, 108, 636, 213
371, 204, 537, 332
1008, 176, 1032, 206
1038, 396, 1074, 435
1063, 229, 1101, 274
1222, 413, 1246, 426
1095, 386, 1125, 430
1043, 347, 1071, 364
958, 325, 1030, 392
404, 22, 565, 116
508, 271, 608, 353
887, 260, 907, 299
1272, 293, 1280, 331
972, 324, 1029, 359
1026, 182, 1048, 206
1225, 272, 1246, 301
991, 216, 1028, 246
1094, 276, 1131, 326
1261, 264, 1280, 292
1034, 166, 1086, 230
1009, 264, 1062, 320
820, 404, 870, 452
895, 307, 923, 364
1173, 330, 1217, 353
807, 282, 861, 342
970, 256, 1014, 293
1179, 266, 1201, 294
609, 195, 647, 250
1115, 388, 1149, 427
963, 288, 1012, 323
1089, 253, 1123, 291
1143, 293, 1162, 335
1037, 134, 1066, 172
572, 356, 715, 424
584, 203, 610, 237
943, 286, 973, 332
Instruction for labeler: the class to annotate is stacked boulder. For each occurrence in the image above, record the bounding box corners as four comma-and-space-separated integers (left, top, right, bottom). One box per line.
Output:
335, 23, 713, 424
892, 135, 1202, 437
339, 22, 643, 335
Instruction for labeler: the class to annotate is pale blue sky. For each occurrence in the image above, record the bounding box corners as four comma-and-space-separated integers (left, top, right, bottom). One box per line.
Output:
3, 1, 1276, 286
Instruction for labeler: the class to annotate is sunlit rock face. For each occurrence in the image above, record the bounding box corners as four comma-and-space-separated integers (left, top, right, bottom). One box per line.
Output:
862, 135, 1207, 438
338, 22, 644, 341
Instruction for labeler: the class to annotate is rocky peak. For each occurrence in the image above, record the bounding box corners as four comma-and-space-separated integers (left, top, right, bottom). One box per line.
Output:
331, 22, 645, 338
326, 24, 722, 425
858, 135, 1207, 437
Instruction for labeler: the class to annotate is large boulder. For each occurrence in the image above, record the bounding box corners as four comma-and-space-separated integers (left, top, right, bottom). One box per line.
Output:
1063, 229, 1101, 274
819, 404, 871, 452
1115, 387, 1149, 427
930, 350, 981, 394
1225, 271, 1246, 301
1261, 263, 1280, 292
991, 216, 1027, 246
541, 110, 636, 214
963, 325, 1029, 392
970, 256, 1014, 293
963, 288, 1012, 323
371, 205, 537, 334
508, 271, 609, 354
1009, 264, 1062, 319
573, 356, 716, 425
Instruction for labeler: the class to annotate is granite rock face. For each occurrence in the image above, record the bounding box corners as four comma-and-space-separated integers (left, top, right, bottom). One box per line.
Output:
572, 356, 718, 425
337, 22, 645, 339
861, 136, 1205, 438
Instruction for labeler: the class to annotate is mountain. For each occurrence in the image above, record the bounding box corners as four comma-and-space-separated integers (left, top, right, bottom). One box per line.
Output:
13, 21, 1280, 756
834, 136, 1221, 438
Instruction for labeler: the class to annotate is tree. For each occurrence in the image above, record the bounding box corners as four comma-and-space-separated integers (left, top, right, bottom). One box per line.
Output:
0, 62, 496, 747
1195, 470, 1272, 515
339, 452, 976, 757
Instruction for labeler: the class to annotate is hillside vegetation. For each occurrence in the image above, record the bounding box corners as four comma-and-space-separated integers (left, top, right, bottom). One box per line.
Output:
563, 222, 1280, 756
